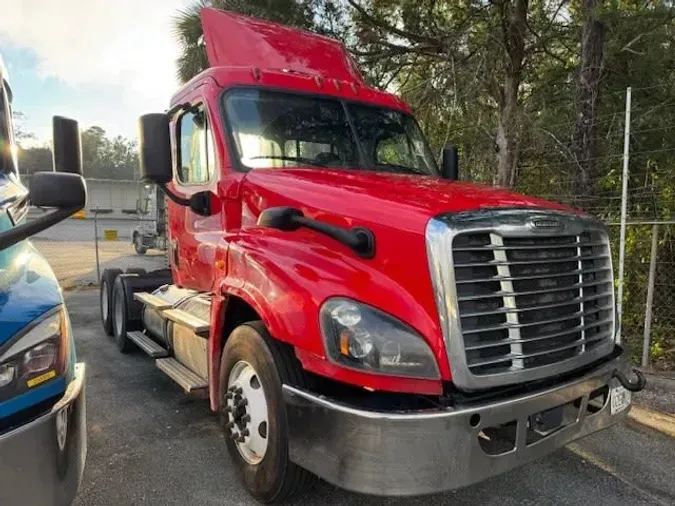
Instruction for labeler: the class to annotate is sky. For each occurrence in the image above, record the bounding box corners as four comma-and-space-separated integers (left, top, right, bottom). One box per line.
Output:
0, 0, 193, 144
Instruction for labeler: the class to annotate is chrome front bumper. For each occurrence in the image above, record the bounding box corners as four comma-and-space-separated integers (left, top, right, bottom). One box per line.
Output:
284, 351, 630, 496
0, 363, 86, 506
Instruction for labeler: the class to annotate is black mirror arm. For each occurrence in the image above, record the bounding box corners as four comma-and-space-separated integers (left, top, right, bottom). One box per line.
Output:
294, 216, 375, 259
257, 207, 375, 258
0, 207, 81, 251
157, 184, 212, 217
157, 183, 190, 207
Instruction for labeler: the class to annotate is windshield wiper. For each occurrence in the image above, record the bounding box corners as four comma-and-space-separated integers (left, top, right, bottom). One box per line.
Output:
375, 162, 427, 176
248, 155, 332, 168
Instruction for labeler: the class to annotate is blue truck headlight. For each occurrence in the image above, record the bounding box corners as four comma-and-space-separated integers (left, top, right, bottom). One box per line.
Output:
0, 307, 71, 398
320, 298, 440, 379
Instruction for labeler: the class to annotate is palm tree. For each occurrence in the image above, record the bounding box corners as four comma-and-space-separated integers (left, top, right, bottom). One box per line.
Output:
172, 0, 317, 84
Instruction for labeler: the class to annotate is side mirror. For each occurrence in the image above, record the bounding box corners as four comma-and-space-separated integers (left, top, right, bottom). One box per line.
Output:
138, 113, 172, 184
30, 172, 87, 208
441, 145, 459, 181
0, 172, 86, 251
52, 116, 83, 174
138, 113, 213, 216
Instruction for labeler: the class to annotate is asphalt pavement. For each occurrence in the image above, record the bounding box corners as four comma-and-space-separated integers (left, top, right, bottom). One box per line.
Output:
67, 290, 675, 506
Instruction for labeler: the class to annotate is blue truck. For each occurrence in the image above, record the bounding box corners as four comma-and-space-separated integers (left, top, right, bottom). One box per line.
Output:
0, 55, 87, 505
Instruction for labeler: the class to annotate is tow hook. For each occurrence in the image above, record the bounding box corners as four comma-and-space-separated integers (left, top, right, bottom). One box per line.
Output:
612, 368, 647, 392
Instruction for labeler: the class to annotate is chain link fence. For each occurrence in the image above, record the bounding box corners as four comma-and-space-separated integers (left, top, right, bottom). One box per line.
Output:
611, 222, 675, 370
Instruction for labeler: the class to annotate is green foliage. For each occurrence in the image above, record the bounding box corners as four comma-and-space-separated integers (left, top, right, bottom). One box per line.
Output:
19, 126, 139, 180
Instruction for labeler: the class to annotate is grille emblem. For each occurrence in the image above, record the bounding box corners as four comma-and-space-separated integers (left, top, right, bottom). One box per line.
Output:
531, 218, 562, 229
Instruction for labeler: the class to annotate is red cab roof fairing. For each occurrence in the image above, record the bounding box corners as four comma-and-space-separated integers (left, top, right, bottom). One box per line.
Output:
200, 8, 365, 85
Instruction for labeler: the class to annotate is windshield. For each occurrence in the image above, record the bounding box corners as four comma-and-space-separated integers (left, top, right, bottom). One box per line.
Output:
348, 104, 438, 175
224, 89, 438, 176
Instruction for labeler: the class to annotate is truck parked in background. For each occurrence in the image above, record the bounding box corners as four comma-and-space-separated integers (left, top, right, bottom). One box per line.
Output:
98, 9, 645, 502
0, 54, 88, 506
131, 184, 167, 255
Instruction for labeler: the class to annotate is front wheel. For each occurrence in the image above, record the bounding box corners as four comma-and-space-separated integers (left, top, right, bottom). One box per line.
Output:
133, 234, 147, 255
220, 322, 315, 503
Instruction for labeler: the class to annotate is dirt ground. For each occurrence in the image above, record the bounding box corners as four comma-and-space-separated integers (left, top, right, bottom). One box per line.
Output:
32, 239, 166, 287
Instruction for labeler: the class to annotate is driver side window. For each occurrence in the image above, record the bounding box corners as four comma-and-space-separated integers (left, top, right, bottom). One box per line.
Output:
177, 105, 215, 184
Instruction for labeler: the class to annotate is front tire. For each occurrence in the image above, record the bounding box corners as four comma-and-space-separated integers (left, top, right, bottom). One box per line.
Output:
134, 233, 148, 255
220, 322, 315, 502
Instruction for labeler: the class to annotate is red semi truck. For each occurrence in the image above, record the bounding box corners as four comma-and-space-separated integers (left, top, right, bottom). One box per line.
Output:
99, 8, 645, 502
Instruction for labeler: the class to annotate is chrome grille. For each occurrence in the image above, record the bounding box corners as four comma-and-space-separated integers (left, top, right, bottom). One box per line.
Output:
426, 210, 616, 391
454, 231, 613, 375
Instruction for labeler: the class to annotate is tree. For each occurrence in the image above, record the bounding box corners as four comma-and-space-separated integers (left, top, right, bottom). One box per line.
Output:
81, 126, 107, 176
12, 111, 36, 146
346, 0, 576, 187
81, 127, 139, 179
19, 125, 139, 180
17, 145, 51, 176
572, 0, 605, 204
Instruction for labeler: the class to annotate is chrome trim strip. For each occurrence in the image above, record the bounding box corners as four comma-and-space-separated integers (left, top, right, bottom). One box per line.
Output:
425, 208, 616, 391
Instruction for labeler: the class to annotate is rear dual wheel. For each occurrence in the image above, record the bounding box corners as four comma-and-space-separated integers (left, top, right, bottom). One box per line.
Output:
100, 269, 122, 336
109, 270, 166, 353
220, 322, 315, 502
100, 268, 146, 337
112, 274, 142, 353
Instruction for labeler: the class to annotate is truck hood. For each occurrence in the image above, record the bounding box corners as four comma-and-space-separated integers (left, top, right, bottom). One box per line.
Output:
0, 174, 62, 346
240, 168, 576, 384
244, 168, 571, 234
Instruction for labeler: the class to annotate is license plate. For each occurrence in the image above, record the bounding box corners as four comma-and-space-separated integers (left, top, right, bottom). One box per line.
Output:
610, 385, 631, 415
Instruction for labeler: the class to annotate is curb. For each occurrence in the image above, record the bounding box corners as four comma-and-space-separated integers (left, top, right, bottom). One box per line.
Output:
627, 405, 675, 438
637, 368, 675, 391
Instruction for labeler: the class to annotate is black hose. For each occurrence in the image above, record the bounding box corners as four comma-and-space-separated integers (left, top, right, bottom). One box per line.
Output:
612, 368, 647, 392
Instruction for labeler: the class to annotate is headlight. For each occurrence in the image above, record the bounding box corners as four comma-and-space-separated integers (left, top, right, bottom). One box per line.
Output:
0, 364, 16, 388
0, 307, 71, 400
320, 298, 440, 379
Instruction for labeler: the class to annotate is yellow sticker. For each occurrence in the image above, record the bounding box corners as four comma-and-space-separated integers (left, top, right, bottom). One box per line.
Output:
27, 370, 57, 388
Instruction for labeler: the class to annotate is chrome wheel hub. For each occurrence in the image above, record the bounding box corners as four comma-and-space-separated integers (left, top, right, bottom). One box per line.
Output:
225, 361, 269, 465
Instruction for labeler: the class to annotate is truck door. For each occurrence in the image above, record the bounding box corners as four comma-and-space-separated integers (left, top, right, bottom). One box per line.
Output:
169, 98, 222, 291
